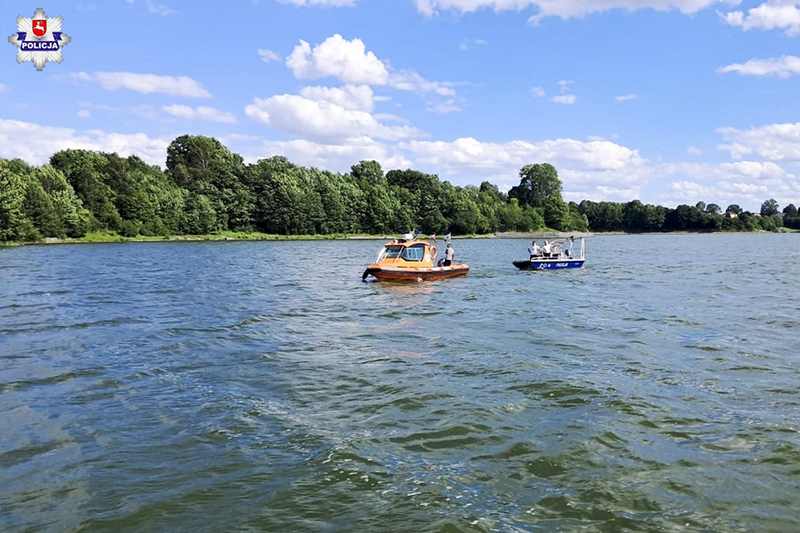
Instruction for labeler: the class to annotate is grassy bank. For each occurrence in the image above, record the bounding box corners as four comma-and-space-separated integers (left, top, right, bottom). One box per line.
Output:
29, 231, 401, 245
3, 227, 793, 248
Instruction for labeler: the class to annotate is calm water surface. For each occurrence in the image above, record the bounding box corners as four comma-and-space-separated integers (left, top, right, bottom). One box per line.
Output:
1, 235, 799, 532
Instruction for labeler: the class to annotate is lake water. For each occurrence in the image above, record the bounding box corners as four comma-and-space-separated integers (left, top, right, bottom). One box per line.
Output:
1, 235, 799, 532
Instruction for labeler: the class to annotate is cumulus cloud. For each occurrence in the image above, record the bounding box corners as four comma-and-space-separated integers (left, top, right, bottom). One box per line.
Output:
287, 35, 389, 85
717, 122, 800, 162
299, 84, 375, 111
285, 34, 455, 95
659, 160, 800, 208
245, 137, 412, 172
718, 55, 800, 78
615, 94, 637, 102
722, 2, 800, 36
162, 104, 237, 123
399, 136, 648, 200
0, 119, 169, 166
244, 93, 421, 144
69, 71, 212, 97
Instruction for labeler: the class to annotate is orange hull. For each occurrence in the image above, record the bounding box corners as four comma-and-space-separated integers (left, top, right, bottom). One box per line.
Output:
363, 265, 469, 281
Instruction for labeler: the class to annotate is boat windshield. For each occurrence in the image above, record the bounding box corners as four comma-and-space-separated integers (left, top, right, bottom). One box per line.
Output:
402, 244, 426, 261
383, 245, 403, 259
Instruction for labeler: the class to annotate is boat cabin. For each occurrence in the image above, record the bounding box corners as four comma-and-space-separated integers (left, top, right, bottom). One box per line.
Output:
376, 239, 438, 268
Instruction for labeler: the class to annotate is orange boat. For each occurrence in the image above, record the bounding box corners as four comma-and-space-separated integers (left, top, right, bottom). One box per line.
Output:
362, 239, 469, 281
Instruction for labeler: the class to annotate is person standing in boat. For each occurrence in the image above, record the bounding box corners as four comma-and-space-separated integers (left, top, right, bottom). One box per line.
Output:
528, 240, 541, 259
443, 242, 455, 266
565, 236, 574, 258
542, 240, 552, 257
444, 232, 451, 245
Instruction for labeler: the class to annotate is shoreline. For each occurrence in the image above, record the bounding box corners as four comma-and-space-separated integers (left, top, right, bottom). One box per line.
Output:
1, 228, 794, 248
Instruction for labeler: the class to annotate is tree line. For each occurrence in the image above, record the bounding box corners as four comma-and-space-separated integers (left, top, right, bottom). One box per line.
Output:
0, 134, 797, 242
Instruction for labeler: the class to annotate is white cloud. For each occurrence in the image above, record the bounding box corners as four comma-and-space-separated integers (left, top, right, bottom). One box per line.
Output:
245, 94, 421, 143
553, 80, 577, 103
615, 94, 637, 102
389, 71, 456, 95
286, 35, 389, 85
400, 136, 648, 200
162, 104, 237, 123
145, 0, 176, 16
76, 110, 91, 118
0, 119, 169, 166
277, 0, 355, 5
460, 38, 488, 50
427, 99, 462, 114
722, 2, 800, 36
658, 160, 800, 209
531, 86, 546, 97
552, 95, 577, 104
0, 83, 9, 93
717, 122, 800, 162
69, 71, 212, 98
687, 146, 702, 156
76, 102, 163, 121
414, 0, 729, 22
299, 84, 375, 111
285, 34, 456, 96
246, 137, 412, 172
258, 49, 281, 63
718, 55, 800, 78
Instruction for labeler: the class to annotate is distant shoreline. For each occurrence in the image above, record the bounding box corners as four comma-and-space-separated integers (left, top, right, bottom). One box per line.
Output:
2, 228, 796, 248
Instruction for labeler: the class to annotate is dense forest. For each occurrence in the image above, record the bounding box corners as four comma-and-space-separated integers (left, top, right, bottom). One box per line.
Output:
1, 134, 798, 243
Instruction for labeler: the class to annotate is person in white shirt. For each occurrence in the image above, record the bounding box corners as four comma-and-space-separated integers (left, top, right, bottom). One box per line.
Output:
542, 240, 551, 256
443, 243, 455, 266
527, 240, 541, 259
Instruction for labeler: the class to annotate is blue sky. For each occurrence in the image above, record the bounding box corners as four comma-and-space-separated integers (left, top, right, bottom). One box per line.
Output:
2, 0, 800, 211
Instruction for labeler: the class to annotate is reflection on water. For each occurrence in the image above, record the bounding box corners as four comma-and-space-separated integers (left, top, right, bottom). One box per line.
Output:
1, 235, 799, 531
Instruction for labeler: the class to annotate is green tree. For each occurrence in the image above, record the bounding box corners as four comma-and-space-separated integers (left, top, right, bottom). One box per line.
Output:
22, 178, 59, 238
725, 204, 743, 216
35, 165, 91, 237
0, 162, 33, 241
783, 203, 798, 217
509, 163, 562, 208
167, 135, 251, 230
543, 194, 569, 230
760, 199, 779, 217
350, 160, 384, 185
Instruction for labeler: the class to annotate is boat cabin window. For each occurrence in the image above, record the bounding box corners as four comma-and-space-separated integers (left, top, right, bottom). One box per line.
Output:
383, 245, 403, 259
402, 244, 425, 261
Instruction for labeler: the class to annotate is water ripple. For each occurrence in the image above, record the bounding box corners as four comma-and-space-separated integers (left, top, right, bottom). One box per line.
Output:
1, 236, 799, 531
